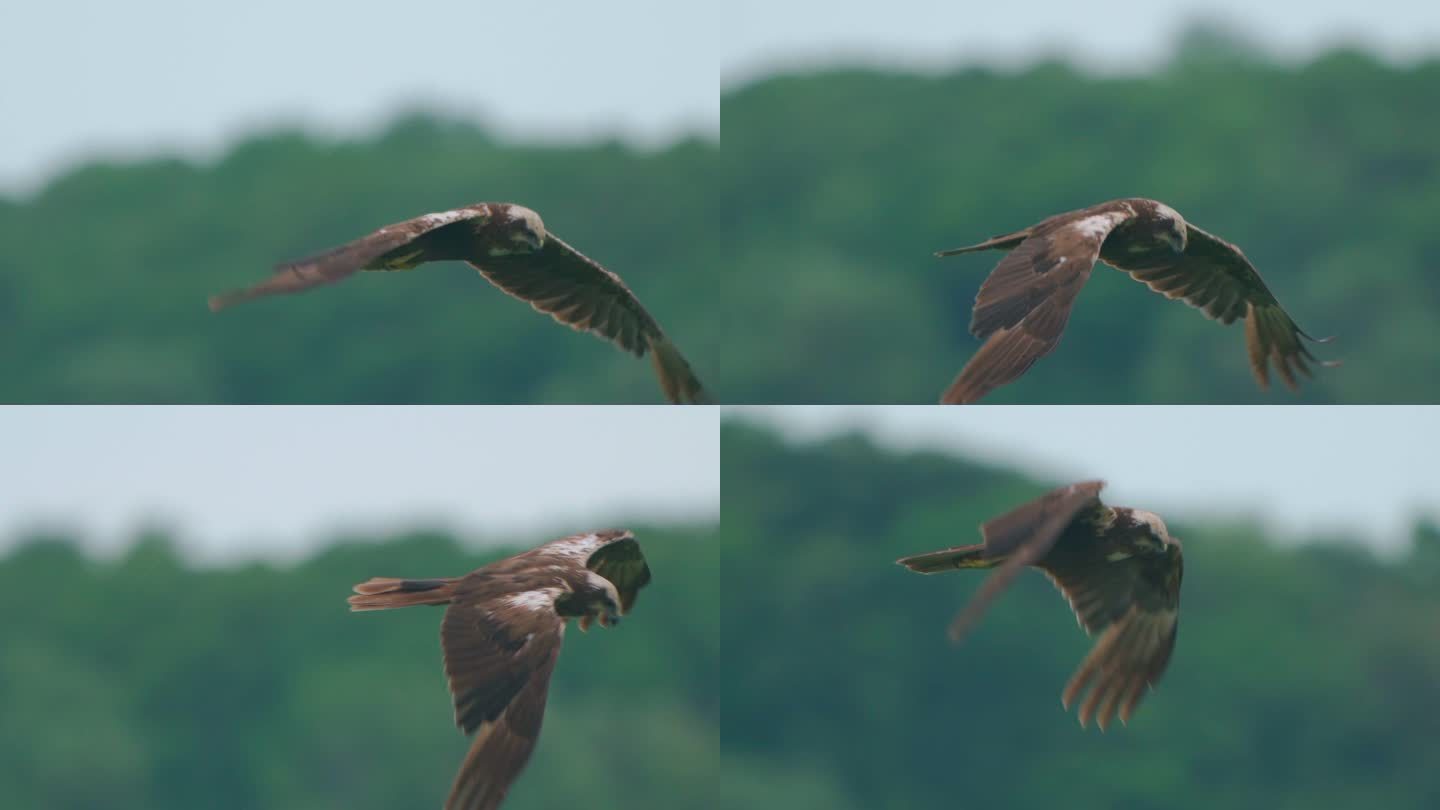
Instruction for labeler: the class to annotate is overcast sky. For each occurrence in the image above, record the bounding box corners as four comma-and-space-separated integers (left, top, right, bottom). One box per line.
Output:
7, 1, 1440, 193
722, 0, 1440, 84
0, 407, 718, 563
2, 0, 718, 194
733, 406, 1439, 555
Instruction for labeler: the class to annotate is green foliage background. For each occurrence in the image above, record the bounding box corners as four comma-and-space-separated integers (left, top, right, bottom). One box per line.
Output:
718, 39, 1440, 403
3, 424, 1438, 809
5, 34, 1440, 403
0, 122, 722, 404
0, 524, 720, 810
720, 419, 1440, 809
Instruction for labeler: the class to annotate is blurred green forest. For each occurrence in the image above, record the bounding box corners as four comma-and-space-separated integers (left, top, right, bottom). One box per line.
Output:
0, 122, 722, 404
721, 419, 1440, 809
4, 32, 1440, 402
0, 524, 727, 810
719, 34, 1440, 403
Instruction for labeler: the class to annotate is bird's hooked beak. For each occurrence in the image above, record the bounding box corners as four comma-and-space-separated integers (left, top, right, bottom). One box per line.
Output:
598, 603, 622, 629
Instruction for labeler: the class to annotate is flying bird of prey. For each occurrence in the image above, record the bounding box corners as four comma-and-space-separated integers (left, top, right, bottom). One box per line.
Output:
208, 203, 709, 404
897, 481, 1183, 730
935, 198, 1336, 404
348, 529, 652, 810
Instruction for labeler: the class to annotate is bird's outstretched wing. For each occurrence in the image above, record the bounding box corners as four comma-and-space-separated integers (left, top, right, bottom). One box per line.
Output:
942, 210, 1131, 404
473, 236, 709, 404
440, 583, 565, 810
1043, 547, 1182, 730
945, 480, 1108, 642
1121, 223, 1335, 390
208, 208, 485, 311
584, 534, 652, 614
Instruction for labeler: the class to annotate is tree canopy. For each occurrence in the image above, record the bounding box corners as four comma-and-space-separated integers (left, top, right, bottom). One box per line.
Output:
5, 45, 1440, 402
0, 524, 720, 810
719, 419, 1440, 809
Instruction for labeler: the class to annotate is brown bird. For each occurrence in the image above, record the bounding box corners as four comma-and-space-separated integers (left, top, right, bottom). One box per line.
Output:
209, 202, 709, 404
348, 529, 652, 810
936, 198, 1336, 403
897, 481, 1183, 730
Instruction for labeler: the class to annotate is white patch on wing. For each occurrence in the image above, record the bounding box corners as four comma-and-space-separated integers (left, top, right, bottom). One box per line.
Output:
413, 209, 478, 232
485, 245, 528, 256
540, 533, 604, 561
1071, 213, 1125, 242
502, 589, 561, 613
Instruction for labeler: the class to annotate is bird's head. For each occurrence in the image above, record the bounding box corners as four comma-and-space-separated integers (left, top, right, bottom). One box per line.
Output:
579, 570, 623, 631
1131, 508, 1178, 551
1153, 202, 1189, 255
499, 204, 547, 254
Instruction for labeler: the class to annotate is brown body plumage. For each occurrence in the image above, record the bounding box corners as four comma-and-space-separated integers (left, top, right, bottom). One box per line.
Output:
898, 481, 1183, 729
209, 202, 709, 404
349, 530, 652, 810
937, 197, 1336, 404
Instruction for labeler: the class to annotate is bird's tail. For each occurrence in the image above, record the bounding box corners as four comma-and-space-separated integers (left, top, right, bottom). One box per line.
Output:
348, 577, 459, 611
896, 543, 1000, 574
935, 230, 1030, 258
648, 335, 712, 405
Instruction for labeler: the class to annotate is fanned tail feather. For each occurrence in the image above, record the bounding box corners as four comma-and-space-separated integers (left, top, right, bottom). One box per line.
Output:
896, 543, 999, 574
935, 231, 1030, 258
348, 577, 458, 611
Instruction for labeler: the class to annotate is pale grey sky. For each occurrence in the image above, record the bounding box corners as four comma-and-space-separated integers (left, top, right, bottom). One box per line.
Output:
2, 0, 718, 193
8, 1, 1440, 193
0, 407, 718, 563
733, 406, 1440, 555
722, 0, 1440, 84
